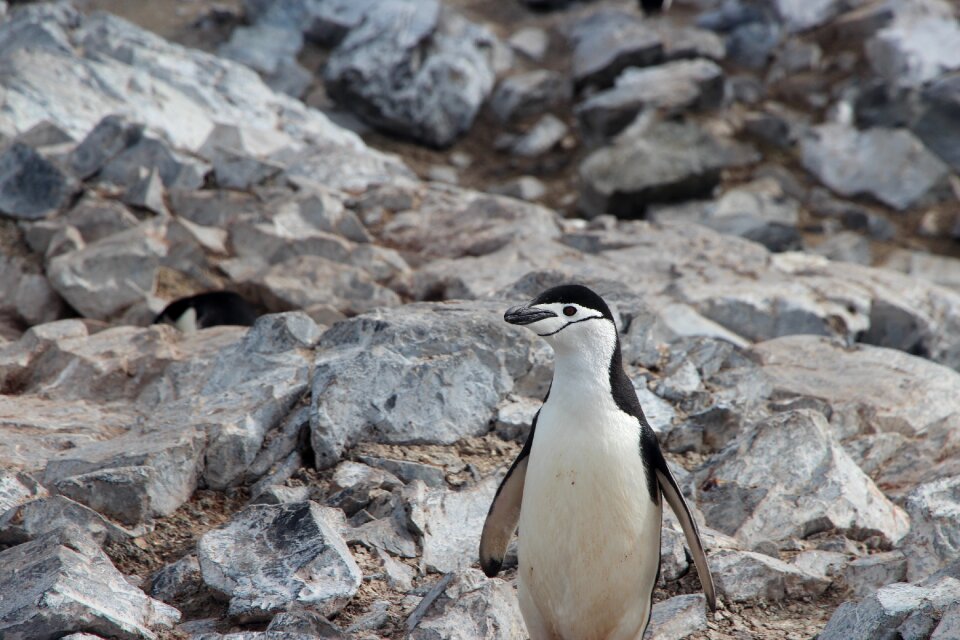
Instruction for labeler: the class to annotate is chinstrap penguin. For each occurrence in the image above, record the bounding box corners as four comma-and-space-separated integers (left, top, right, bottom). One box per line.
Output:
153, 291, 258, 333
640, 0, 672, 15
480, 284, 716, 639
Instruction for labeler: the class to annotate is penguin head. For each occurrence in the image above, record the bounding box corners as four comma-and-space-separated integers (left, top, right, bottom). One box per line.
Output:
504, 284, 618, 356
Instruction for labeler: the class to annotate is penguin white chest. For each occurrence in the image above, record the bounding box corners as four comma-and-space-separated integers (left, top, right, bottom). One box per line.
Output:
518, 393, 663, 640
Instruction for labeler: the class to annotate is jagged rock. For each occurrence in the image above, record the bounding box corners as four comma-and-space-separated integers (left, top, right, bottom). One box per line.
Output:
0, 527, 180, 639
266, 609, 345, 638
811, 231, 873, 265
912, 72, 960, 172
0, 142, 74, 220
792, 550, 848, 582
42, 428, 205, 526
211, 147, 284, 191
198, 502, 361, 622
244, 406, 310, 484
310, 301, 542, 466
694, 410, 910, 548
865, 5, 960, 89
68, 114, 144, 180
660, 23, 727, 62
773, 0, 851, 32
647, 594, 709, 640
140, 312, 317, 489
569, 8, 663, 90
149, 554, 202, 606
576, 59, 724, 139
356, 456, 445, 489
902, 477, 960, 582
47, 219, 167, 320
709, 549, 831, 602
242, 255, 401, 316
579, 119, 758, 218
881, 249, 960, 292
490, 70, 569, 123
801, 123, 949, 210
508, 27, 549, 61
0, 470, 46, 514
510, 114, 568, 157
405, 477, 498, 573
649, 178, 801, 252
323, 0, 497, 147
10, 273, 67, 326
0, 494, 139, 546
493, 396, 541, 442
842, 551, 908, 598
405, 570, 525, 639
60, 193, 140, 244
487, 176, 547, 202
820, 572, 960, 640
219, 24, 310, 98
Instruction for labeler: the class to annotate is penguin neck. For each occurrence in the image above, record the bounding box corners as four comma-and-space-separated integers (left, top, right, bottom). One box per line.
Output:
549, 330, 620, 403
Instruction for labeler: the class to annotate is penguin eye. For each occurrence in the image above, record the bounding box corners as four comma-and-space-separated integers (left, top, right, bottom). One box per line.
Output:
563, 306, 577, 317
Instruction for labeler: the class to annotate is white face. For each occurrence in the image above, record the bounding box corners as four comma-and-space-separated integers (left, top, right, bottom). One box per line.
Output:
515, 302, 618, 360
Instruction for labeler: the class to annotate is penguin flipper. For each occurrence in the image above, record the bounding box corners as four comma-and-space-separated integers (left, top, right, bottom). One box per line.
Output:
479, 410, 538, 577
655, 467, 718, 611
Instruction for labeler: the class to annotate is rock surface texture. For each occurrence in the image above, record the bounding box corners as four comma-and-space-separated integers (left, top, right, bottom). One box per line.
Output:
1, 0, 960, 638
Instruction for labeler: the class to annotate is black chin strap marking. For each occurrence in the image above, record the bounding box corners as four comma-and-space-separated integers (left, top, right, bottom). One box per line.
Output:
537, 315, 604, 337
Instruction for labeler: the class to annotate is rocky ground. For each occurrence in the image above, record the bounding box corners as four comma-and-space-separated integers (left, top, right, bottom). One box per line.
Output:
1, 0, 960, 638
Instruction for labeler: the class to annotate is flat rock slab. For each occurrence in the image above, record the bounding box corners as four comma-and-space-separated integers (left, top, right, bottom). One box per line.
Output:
406, 569, 525, 639
569, 8, 663, 90
0, 528, 180, 639
198, 501, 361, 622
709, 549, 831, 602
801, 123, 949, 211
695, 409, 909, 548
647, 594, 709, 640
310, 301, 540, 467
579, 119, 758, 219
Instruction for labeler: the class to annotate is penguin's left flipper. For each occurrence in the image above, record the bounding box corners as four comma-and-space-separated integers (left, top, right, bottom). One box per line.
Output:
655, 466, 718, 611
479, 410, 539, 577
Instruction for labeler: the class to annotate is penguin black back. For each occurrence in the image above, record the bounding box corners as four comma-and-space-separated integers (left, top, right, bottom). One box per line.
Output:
154, 291, 258, 331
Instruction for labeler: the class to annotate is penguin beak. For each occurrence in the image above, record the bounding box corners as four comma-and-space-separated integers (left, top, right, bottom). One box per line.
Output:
505, 305, 556, 325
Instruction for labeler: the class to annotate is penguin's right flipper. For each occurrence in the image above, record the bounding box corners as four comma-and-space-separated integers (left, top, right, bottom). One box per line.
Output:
479, 411, 538, 577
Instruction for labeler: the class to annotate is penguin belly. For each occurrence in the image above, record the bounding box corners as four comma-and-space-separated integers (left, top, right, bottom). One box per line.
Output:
517, 399, 663, 640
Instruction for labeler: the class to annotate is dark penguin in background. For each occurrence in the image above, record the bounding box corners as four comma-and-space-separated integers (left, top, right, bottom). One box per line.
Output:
153, 291, 258, 332
480, 284, 716, 639
640, 0, 672, 15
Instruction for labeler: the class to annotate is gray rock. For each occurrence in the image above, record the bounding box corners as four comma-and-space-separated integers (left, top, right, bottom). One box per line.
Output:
801, 123, 949, 210
42, 428, 205, 526
579, 118, 758, 218
357, 456, 445, 489
323, 1, 497, 148
773, 0, 851, 32
569, 9, 663, 90
61, 193, 140, 244
0, 527, 180, 639
310, 301, 541, 467
242, 255, 401, 316
212, 147, 284, 191
510, 114, 568, 157
866, 6, 960, 90
912, 72, 960, 172
0, 470, 46, 514
493, 396, 541, 441
0, 494, 139, 546
0, 142, 74, 220
811, 231, 873, 265
820, 575, 960, 640
709, 549, 831, 602
490, 70, 569, 123
47, 219, 167, 320
486, 176, 547, 202
792, 550, 848, 581
576, 59, 724, 139
508, 27, 549, 61
646, 594, 709, 640
267, 609, 345, 638
933, 603, 960, 639
649, 178, 800, 252
149, 554, 202, 606
902, 477, 960, 582
198, 502, 361, 622
406, 569, 525, 639
219, 24, 310, 98
68, 114, 144, 180
660, 23, 727, 62
843, 551, 908, 598
405, 477, 498, 573
250, 484, 311, 506
694, 410, 909, 548
881, 249, 960, 293
11, 273, 67, 327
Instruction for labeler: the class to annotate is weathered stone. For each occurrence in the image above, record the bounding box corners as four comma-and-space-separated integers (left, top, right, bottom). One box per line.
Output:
149, 554, 202, 606
579, 119, 758, 218
694, 410, 909, 548
12, 274, 67, 326
0, 528, 180, 639
0, 142, 74, 220
492, 396, 541, 442
791, 550, 848, 581
61, 193, 140, 244
245, 406, 310, 484
508, 27, 548, 61
569, 8, 663, 90
820, 575, 960, 640
405, 477, 498, 573
842, 551, 908, 598
811, 231, 873, 265
912, 72, 960, 172
356, 456, 444, 489
0, 494, 139, 546
47, 219, 167, 320
773, 0, 851, 32
42, 428, 205, 526
881, 249, 960, 293
310, 302, 541, 467
709, 549, 831, 602
266, 608, 345, 638
646, 594, 709, 640
866, 6, 960, 90
68, 114, 144, 179
219, 24, 309, 98
122, 167, 168, 215
490, 70, 569, 123
0, 470, 46, 515
323, 1, 497, 148
198, 502, 361, 622
486, 176, 547, 202
801, 123, 949, 210
576, 59, 724, 139
902, 477, 960, 582
510, 114, 568, 157
405, 569, 525, 639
